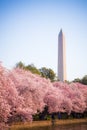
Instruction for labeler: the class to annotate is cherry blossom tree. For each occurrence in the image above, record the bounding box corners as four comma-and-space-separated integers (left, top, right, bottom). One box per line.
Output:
0, 64, 33, 129
53, 81, 87, 113
0, 62, 87, 129
44, 86, 72, 114
0, 64, 20, 129
70, 82, 87, 112
9, 68, 52, 115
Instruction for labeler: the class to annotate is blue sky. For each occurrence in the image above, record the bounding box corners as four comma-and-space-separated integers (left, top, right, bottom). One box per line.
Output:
0, 0, 87, 81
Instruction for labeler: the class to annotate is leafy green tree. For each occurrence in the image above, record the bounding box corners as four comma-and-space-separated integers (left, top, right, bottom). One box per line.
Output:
81, 75, 87, 85
73, 78, 81, 83
15, 61, 25, 69
39, 67, 56, 81
15, 62, 56, 81
39, 67, 48, 78
25, 64, 41, 75
48, 68, 56, 82
15, 62, 41, 75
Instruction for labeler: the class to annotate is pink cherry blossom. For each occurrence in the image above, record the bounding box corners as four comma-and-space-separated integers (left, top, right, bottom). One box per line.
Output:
0, 63, 87, 129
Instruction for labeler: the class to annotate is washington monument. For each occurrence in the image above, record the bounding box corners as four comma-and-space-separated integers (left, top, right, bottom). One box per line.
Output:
58, 29, 67, 81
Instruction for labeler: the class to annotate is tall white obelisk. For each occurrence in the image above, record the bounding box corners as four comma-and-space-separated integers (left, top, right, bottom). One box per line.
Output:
58, 29, 67, 81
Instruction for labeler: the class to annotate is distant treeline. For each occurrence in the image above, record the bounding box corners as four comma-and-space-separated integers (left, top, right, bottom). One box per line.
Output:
16, 61, 87, 85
